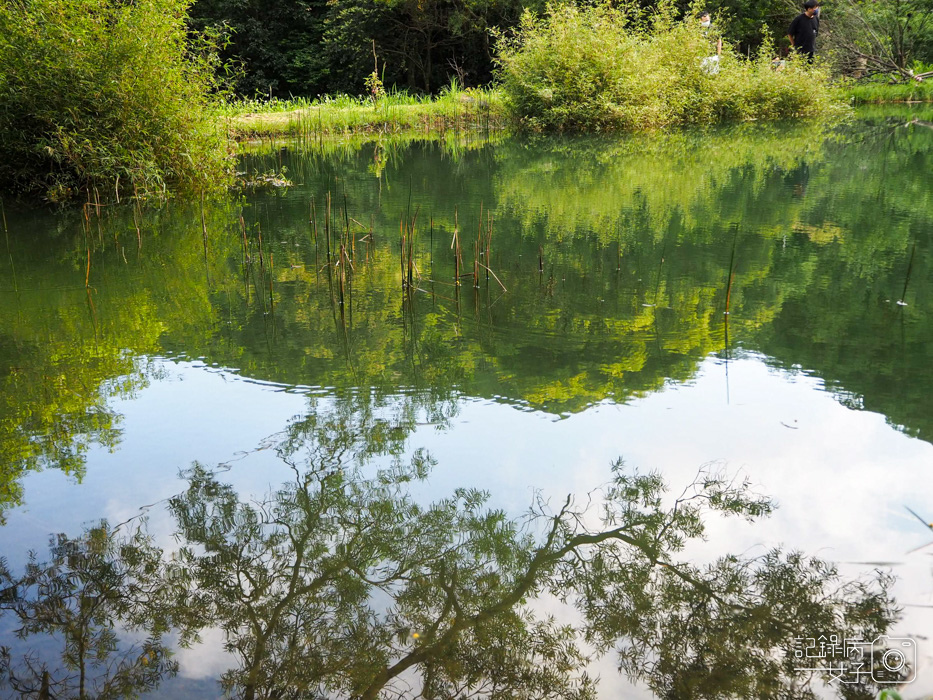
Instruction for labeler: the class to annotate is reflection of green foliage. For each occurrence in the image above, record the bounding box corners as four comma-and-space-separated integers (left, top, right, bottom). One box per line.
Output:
0, 523, 177, 699
226, 113, 933, 437
0, 199, 242, 516
752, 115, 933, 439
494, 123, 829, 241
0, 312, 148, 519
4, 111, 933, 518
279, 392, 459, 467
574, 478, 897, 700
1, 338, 125, 459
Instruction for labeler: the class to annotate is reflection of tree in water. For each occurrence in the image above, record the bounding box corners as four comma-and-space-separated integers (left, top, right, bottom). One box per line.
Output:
0, 197, 236, 519
0, 418, 900, 699
0, 524, 177, 699
4, 117, 933, 515
0, 336, 154, 522
278, 391, 459, 470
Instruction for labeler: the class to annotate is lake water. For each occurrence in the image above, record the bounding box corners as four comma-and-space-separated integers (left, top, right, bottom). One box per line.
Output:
1, 108, 933, 699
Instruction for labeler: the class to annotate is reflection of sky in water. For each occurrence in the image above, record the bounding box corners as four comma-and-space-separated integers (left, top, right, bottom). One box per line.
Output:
3, 354, 932, 697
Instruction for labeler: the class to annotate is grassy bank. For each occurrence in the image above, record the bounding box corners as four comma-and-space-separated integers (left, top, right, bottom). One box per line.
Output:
844, 80, 933, 104
225, 86, 507, 140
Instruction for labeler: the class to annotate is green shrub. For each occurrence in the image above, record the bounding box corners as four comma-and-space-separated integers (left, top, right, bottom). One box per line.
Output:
0, 0, 233, 200
495, 3, 847, 131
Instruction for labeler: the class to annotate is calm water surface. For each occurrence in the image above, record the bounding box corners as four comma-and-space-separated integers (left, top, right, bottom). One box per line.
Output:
2, 109, 933, 698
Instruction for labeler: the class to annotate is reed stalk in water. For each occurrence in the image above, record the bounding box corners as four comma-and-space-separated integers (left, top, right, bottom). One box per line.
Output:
898, 242, 916, 306
725, 228, 738, 315
2, 197, 17, 292
452, 207, 462, 286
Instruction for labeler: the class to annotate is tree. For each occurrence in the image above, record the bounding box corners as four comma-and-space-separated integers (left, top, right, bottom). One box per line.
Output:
818, 0, 933, 79
712, 0, 790, 55
189, 0, 333, 97
191, 0, 541, 95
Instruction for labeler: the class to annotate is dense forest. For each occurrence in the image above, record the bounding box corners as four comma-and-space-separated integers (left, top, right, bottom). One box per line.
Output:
189, 0, 933, 97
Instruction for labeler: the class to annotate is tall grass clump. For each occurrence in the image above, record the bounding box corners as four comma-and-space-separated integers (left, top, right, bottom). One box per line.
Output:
495, 3, 846, 131
844, 79, 933, 104
224, 83, 506, 139
0, 0, 233, 200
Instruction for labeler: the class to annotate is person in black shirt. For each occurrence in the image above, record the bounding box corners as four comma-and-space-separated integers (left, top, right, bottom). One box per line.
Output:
787, 0, 820, 63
